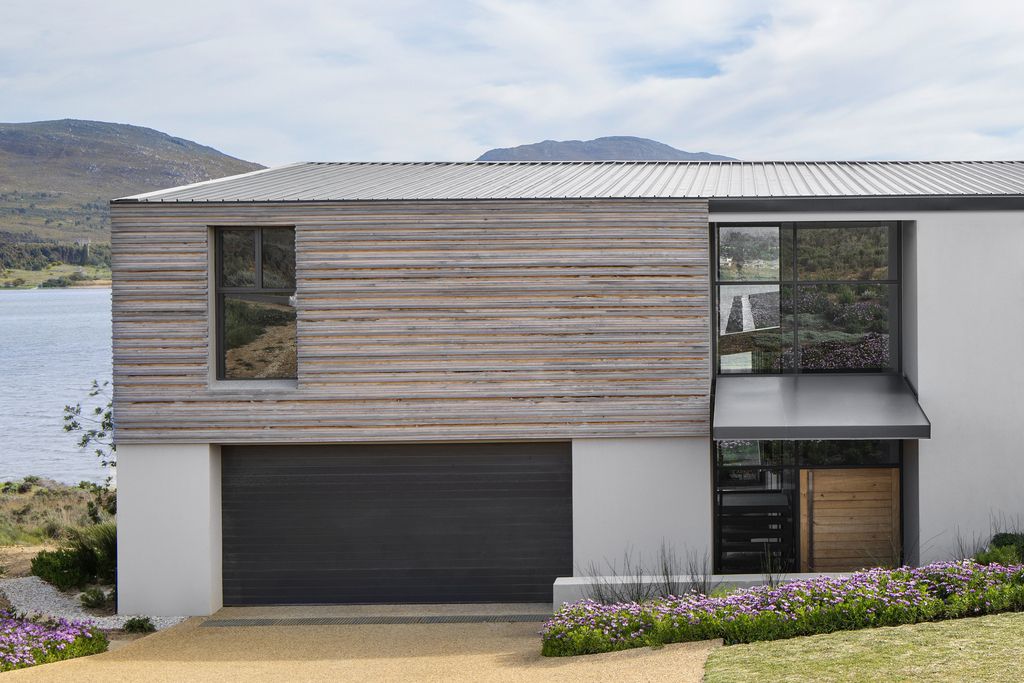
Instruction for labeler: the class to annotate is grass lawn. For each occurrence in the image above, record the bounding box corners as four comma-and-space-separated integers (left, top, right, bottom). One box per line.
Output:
704, 611, 1024, 683
0, 264, 111, 288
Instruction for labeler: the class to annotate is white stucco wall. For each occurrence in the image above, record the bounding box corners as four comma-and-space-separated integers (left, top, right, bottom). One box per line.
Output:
117, 443, 222, 616
912, 210, 1024, 560
712, 210, 1024, 563
570, 437, 712, 575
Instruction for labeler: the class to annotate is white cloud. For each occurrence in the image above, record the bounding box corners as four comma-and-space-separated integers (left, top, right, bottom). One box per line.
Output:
2, 0, 1023, 164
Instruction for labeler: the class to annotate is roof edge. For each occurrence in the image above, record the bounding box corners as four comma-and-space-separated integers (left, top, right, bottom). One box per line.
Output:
709, 195, 1024, 212
115, 195, 1024, 209
112, 163, 303, 203
297, 159, 1024, 165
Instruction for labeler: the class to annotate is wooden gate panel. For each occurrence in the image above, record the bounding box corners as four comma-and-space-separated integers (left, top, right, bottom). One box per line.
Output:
800, 468, 899, 572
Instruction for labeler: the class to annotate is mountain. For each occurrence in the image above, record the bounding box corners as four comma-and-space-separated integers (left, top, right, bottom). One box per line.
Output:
0, 119, 264, 245
476, 136, 735, 162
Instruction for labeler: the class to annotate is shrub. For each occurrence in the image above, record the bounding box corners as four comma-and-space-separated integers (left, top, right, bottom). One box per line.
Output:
30, 550, 92, 591
39, 276, 74, 288
992, 532, 1024, 558
31, 522, 116, 590
79, 588, 108, 609
40, 520, 63, 540
540, 561, 1024, 657
121, 617, 155, 634
66, 523, 117, 584
76, 482, 116, 524
0, 612, 107, 671
975, 544, 1021, 566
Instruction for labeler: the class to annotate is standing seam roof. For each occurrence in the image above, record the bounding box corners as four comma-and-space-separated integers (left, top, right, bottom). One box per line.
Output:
116, 160, 1024, 202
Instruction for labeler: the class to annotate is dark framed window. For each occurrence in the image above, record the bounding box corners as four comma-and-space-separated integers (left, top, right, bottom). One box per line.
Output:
215, 227, 296, 380
713, 439, 901, 573
714, 222, 900, 374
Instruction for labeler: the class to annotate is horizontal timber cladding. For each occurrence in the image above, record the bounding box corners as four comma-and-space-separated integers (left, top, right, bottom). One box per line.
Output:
221, 442, 572, 604
110, 199, 711, 443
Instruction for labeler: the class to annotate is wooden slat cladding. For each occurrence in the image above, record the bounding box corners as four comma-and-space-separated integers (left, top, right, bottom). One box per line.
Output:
110, 199, 711, 443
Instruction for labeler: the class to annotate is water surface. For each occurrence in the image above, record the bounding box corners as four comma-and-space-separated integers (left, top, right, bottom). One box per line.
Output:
0, 287, 112, 483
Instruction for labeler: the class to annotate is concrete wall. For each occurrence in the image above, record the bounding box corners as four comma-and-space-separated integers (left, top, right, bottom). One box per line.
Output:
712, 210, 1024, 563
117, 443, 222, 616
570, 437, 712, 574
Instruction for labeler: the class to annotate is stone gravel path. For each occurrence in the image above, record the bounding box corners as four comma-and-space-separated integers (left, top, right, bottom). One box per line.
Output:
0, 576, 185, 630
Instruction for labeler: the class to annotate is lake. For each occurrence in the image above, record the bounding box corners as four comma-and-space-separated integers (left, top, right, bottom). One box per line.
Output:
0, 287, 112, 483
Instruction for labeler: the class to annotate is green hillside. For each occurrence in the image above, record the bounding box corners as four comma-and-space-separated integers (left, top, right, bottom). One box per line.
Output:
0, 119, 263, 283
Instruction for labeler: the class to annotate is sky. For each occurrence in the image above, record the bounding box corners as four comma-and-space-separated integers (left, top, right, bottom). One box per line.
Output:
3, 0, 1024, 166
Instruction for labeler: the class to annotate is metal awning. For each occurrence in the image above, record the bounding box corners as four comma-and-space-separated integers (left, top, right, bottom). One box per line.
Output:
713, 374, 930, 440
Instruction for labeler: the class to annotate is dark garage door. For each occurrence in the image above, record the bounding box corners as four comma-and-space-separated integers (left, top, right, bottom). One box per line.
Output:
222, 442, 572, 605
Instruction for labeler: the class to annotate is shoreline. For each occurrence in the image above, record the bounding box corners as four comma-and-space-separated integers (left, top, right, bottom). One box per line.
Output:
1, 264, 112, 289
0, 280, 112, 290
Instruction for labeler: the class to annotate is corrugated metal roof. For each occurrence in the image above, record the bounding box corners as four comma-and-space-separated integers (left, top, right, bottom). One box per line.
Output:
116, 160, 1024, 202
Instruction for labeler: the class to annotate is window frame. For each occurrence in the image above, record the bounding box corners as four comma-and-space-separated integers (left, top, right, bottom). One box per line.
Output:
214, 226, 297, 381
711, 221, 902, 376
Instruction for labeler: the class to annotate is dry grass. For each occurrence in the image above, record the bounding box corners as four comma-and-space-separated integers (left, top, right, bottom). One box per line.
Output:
0, 479, 97, 544
704, 611, 1024, 683
0, 264, 111, 288
0, 545, 52, 579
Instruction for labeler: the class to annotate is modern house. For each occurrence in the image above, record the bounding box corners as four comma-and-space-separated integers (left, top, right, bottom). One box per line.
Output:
110, 160, 1024, 616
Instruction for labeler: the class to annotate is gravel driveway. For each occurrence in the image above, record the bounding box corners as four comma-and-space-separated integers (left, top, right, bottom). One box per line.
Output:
3, 616, 721, 682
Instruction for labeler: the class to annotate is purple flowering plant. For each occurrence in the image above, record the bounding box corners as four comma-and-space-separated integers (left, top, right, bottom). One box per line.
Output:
0, 611, 107, 671
541, 561, 1024, 657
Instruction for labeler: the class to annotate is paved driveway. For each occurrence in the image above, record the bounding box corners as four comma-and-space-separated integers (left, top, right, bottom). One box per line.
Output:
7, 611, 720, 682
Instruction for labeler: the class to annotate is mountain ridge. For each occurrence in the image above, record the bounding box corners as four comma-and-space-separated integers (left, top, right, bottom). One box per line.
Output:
477, 135, 734, 162
0, 119, 264, 245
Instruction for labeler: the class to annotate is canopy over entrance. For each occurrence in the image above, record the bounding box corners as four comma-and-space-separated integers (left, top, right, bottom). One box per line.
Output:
713, 374, 930, 440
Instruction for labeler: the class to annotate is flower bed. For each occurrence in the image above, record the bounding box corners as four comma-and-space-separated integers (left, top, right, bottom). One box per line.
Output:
541, 561, 1024, 657
0, 611, 107, 671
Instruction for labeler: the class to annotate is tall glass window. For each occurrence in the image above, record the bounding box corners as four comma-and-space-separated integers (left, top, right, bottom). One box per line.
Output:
715, 222, 899, 374
216, 227, 297, 380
